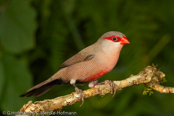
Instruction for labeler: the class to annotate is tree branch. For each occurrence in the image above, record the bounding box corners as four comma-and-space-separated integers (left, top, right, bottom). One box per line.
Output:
17, 65, 174, 116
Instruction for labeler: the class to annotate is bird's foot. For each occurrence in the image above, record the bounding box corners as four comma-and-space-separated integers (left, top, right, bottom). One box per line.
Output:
88, 80, 98, 88
100, 80, 116, 97
73, 84, 85, 106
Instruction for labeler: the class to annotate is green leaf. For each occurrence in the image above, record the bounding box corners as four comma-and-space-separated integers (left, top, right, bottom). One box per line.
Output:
0, 54, 33, 111
0, 0, 36, 54
143, 87, 154, 96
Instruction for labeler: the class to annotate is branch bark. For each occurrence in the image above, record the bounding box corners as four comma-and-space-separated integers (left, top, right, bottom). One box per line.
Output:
17, 65, 174, 116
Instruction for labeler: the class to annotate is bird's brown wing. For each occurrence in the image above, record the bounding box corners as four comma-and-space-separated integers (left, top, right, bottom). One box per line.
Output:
59, 46, 95, 69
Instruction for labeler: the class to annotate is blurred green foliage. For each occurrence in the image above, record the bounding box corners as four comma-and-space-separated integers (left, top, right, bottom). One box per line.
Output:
0, 0, 174, 116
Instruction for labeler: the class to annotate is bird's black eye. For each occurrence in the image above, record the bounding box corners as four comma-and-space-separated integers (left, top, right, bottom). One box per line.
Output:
112, 37, 117, 41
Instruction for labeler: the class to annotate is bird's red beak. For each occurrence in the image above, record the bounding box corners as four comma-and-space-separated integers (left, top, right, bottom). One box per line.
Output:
120, 36, 130, 45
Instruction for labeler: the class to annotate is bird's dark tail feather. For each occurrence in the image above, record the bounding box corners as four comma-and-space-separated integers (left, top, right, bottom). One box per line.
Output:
20, 79, 64, 97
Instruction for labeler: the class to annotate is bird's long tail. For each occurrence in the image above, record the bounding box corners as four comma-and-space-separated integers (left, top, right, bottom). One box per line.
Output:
20, 78, 64, 97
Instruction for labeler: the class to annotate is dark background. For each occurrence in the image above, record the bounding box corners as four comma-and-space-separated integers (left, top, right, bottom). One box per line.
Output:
0, 0, 174, 116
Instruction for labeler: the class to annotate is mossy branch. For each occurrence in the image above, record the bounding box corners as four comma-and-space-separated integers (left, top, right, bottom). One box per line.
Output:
17, 65, 174, 116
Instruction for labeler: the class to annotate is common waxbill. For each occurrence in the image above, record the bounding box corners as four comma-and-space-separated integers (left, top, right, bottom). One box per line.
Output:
20, 31, 130, 103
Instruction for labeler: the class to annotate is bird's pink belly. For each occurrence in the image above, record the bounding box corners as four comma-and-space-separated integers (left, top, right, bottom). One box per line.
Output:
70, 52, 118, 83
80, 69, 110, 83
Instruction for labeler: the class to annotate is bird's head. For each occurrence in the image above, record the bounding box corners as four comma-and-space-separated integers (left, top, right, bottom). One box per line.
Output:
97, 31, 130, 52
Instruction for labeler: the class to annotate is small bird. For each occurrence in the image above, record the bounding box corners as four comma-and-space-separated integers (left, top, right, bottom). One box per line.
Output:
20, 31, 130, 104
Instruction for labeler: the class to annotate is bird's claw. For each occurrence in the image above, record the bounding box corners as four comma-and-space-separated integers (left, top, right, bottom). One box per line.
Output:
88, 80, 98, 88
101, 80, 116, 97
75, 87, 85, 106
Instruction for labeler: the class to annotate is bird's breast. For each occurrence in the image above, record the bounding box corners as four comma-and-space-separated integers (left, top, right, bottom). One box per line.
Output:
78, 51, 119, 83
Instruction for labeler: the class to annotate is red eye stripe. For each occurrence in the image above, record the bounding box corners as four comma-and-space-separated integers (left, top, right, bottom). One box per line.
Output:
104, 35, 121, 42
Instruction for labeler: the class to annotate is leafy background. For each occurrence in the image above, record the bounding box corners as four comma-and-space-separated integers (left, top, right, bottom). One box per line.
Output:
0, 0, 174, 116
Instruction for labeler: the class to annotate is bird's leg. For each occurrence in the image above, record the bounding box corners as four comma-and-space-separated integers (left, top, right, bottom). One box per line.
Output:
72, 84, 85, 106
70, 79, 85, 106
88, 80, 98, 88
99, 80, 116, 97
